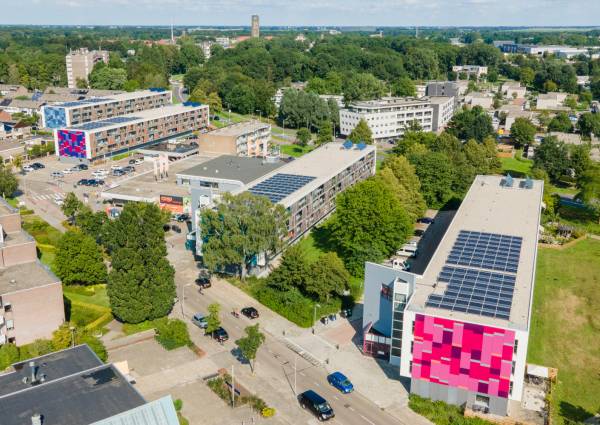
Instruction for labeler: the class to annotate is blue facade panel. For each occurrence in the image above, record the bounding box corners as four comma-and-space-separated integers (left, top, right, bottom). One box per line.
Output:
44, 107, 67, 129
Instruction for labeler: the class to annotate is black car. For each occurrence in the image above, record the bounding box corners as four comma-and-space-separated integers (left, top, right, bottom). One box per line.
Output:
128, 159, 137, 165
298, 390, 334, 421
414, 229, 425, 237
77, 179, 89, 186
417, 217, 435, 224
87, 179, 104, 187
112, 169, 126, 176
195, 275, 212, 289
174, 213, 189, 222
171, 224, 182, 233
76, 164, 88, 170
31, 162, 45, 170
210, 327, 229, 342
241, 307, 259, 319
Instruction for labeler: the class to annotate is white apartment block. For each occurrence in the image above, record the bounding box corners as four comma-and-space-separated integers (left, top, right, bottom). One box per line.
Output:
452, 65, 489, 79
428, 96, 455, 132
66, 48, 109, 89
340, 97, 433, 142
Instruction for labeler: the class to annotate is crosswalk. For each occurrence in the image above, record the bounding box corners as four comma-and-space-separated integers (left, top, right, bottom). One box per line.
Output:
29, 192, 66, 201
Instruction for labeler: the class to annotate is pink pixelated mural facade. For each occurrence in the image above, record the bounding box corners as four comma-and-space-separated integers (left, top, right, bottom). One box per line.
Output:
57, 130, 87, 159
412, 314, 515, 398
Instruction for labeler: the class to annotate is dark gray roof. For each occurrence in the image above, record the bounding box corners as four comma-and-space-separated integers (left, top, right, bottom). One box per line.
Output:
177, 155, 284, 185
0, 345, 102, 397
0, 364, 145, 425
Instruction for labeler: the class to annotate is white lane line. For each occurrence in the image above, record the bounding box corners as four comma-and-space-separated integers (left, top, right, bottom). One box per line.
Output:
299, 372, 306, 377
360, 414, 376, 425
348, 406, 355, 412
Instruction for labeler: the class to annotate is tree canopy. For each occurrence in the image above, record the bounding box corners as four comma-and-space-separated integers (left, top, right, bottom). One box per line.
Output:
446, 106, 494, 143
0, 161, 18, 198
348, 119, 373, 144
510, 117, 536, 148
235, 324, 266, 373
55, 230, 107, 286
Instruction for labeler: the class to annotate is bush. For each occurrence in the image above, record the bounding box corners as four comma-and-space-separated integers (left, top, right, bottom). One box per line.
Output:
261, 407, 276, 417
207, 376, 233, 404
253, 285, 313, 327
408, 395, 494, 425
174, 399, 183, 412
122, 319, 157, 335
0, 343, 20, 371
154, 318, 191, 350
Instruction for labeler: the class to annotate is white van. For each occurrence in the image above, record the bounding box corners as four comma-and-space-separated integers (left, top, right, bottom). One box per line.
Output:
391, 257, 411, 271
396, 243, 418, 258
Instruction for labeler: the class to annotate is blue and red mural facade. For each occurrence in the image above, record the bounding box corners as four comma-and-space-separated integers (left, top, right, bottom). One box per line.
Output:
57, 130, 87, 159
412, 314, 515, 398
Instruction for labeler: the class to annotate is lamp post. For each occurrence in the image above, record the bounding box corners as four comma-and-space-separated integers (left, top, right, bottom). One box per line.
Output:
181, 283, 192, 318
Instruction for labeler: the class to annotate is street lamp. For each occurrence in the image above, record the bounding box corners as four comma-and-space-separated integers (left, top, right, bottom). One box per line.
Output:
181, 283, 192, 318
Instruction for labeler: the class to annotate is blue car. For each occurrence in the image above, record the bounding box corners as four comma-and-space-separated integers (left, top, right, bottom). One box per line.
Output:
327, 372, 354, 393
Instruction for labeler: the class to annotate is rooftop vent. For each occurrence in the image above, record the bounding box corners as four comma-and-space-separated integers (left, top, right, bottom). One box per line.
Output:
343, 140, 353, 150
500, 174, 514, 188
519, 176, 534, 189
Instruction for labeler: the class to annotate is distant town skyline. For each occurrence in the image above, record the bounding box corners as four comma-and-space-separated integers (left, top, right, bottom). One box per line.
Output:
3, 0, 600, 27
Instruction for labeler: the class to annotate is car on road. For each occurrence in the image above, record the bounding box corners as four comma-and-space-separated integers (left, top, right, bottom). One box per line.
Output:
129, 158, 144, 165
51, 171, 64, 178
414, 229, 425, 237
92, 170, 108, 178
123, 165, 135, 173
31, 162, 45, 170
298, 390, 335, 421
174, 213, 189, 222
77, 179, 90, 186
417, 217, 435, 224
112, 169, 126, 177
191, 313, 208, 329
195, 276, 211, 288
241, 307, 259, 319
62, 168, 73, 174
327, 372, 354, 393
75, 164, 88, 170
23, 165, 34, 172
110, 165, 123, 171
210, 327, 229, 342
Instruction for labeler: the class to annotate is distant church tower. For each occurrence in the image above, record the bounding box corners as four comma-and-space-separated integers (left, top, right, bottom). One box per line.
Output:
251, 15, 260, 38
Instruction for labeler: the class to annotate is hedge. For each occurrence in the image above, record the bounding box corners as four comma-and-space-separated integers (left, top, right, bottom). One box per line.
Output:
154, 318, 191, 350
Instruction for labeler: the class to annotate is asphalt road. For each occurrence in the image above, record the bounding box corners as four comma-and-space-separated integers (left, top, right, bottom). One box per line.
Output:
179, 279, 407, 425
170, 80, 187, 103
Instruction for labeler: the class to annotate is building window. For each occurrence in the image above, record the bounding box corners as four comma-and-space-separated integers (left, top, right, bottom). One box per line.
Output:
4, 303, 11, 313
511, 361, 516, 375
509, 381, 514, 396
513, 339, 518, 354
380, 284, 392, 301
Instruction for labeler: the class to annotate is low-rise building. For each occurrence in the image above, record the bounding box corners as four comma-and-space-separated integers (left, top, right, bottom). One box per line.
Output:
54, 103, 209, 162
41, 89, 172, 129
464, 92, 494, 109
0, 84, 28, 99
340, 97, 433, 142
39, 86, 124, 104
197, 120, 270, 157
0, 99, 45, 116
428, 96, 455, 132
452, 65, 488, 79
536, 92, 568, 110
362, 175, 543, 416
501, 82, 527, 99
0, 344, 179, 425
0, 198, 64, 346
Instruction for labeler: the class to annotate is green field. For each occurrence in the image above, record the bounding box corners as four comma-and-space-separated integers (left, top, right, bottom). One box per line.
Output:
280, 144, 314, 157
528, 238, 600, 423
63, 285, 110, 308
499, 156, 533, 177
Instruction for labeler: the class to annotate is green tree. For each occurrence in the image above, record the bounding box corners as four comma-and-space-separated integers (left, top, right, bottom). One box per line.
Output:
206, 303, 221, 337
61, 192, 83, 222
510, 117, 536, 148
55, 230, 107, 286
106, 202, 175, 324
305, 252, 349, 302
201, 192, 288, 278
348, 119, 373, 144
52, 323, 74, 351
520, 67, 535, 86
75, 206, 109, 242
543, 80, 558, 92
446, 106, 494, 142
344, 73, 387, 103
547, 112, 573, 133
391, 77, 416, 97
533, 136, 570, 182
577, 112, 600, 138
329, 178, 413, 274
570, 144, 592, 181
266, 244, 310, 291
576, 165, 600, 220
0, 161, 18, 198
296, 127, 311, 147
88, 66, 127, 90
188, 86, 208, 103
12, 155, 23, 175
380, 155, 427, 220
407, 149, 455, 208
235, 324, 266, 373
207, 92, 223, 113
317, 121, 333, 145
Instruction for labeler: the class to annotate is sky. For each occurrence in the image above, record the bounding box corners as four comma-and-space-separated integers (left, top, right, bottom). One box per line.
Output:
2, 0, 600, 27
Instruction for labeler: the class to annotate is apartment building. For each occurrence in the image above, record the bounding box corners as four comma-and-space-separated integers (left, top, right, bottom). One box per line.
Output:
501, 82, 527, 99
362, 175, 543, 416
54, 103, 209, 162
66, 48, 109, 89
428, 96, 455, 132
452, 65, 489, 79
197, 120, 270, 157
0, 198, 64, 346
251, 15, 260, 38
536, 92, 568, 110
41, 89, 172, 129
340, 97, 433, 142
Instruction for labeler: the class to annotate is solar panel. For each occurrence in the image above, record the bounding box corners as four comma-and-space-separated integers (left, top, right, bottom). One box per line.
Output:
248, 173, 316, 203
426, 265, 515, 320
446, 230, 522, 273
60, 97, 114, 108
73, 116, 141, 131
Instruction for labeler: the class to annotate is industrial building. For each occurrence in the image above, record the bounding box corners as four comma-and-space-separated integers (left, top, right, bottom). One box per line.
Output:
0, 198, 64, 346
0, 344, 179, 425
41, 89, 172, 129
340, 97, 433, 142
66, 48, 109, 89
54, 103, 209, 162
196, 120, 271, 157
362, 175, 543, 416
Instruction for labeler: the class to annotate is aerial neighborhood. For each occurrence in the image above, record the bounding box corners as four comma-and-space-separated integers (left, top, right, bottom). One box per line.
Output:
0, 7, 599, 425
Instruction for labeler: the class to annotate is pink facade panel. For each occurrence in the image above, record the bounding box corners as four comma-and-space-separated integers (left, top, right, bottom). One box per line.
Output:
412, 314, 515, 398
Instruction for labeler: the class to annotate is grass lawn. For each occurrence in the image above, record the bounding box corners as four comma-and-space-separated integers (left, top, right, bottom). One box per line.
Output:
528, 238, 600, 423
499, 156, 533, 177
280, 144, 314, 158
63, 285, 110, 308
21, 215, 62, 246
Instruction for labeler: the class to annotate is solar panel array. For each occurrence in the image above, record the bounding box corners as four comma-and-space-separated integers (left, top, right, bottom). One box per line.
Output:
446, 230, 522, 273
60, 98, 114, 108
426, 230, 523, 320
249, 173, 316, 203
74, 116, 141, 131
426, 266, 515, 320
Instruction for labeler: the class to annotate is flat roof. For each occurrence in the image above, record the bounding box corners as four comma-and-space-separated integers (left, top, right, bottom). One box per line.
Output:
247, 142, 376, 207
177, 155, 285, 185
407, 175, 543, 330
0, 260, 60, 295
0, 196, 19, 215
51, 89, 169, 110
208, 120, 270, 137
427, 96, 454, 104
349, 97, 430, 109
101, 156, 210, 202
90, 396, 179, 425
61, 104, 208, 134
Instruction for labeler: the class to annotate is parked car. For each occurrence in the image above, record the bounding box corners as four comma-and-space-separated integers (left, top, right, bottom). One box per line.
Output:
241, 307, 259, 319
327, 372, 354, 393
195, 275, 212, 289
123, 165, 135, 173
297, 390, 334, 421
51, 171, 64, 178
23, 165, 34, 172
62, 168, 73, 174
87, 179, 104, 187
129, 158, 144, 165
210, 327, 229, 342
76, 164, 88, 170
31, 162, 45, 169
112, 169, 126, 177
110, 165, 123, 171
171, 224, 182, 233
191, 313, 208, 329
414, 229, 425, 237
77, 179, 90, 186
417, 217, 435, 224
174, 213, 189, 222
92, 170, 108, 178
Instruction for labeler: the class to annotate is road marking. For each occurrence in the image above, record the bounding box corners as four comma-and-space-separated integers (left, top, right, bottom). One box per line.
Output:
360, 414, 376, 425
299, 372, 306, 377
333, 395, 339, 400
315, 382, 320, 386
348, 406, 355, 411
